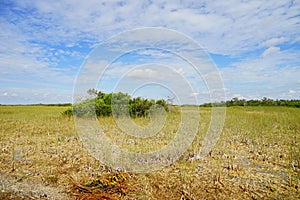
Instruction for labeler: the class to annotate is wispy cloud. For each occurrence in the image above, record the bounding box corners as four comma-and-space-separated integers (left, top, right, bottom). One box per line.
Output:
222, 48, 300, 99
262, 46, 281, 57
0, 0, 299, 103
261, 37, 287, 47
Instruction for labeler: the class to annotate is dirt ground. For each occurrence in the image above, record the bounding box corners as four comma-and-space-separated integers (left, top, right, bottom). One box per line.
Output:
0, 173, 69, 200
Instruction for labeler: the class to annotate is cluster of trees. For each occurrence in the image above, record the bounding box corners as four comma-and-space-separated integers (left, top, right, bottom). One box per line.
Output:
63, 92, 299, 117
64, 89, 169, 117
0, 103, 72, 107
201, 97, 300, 108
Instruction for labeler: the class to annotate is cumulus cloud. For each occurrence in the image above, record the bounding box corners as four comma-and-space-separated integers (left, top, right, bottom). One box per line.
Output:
279, 89, 300, 99
221, 48, 300, 100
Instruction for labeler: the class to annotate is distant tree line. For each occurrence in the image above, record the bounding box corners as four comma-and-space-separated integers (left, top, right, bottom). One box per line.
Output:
0, 103, 72, 106
63, 89, 168, 117
200, 97, 300, 108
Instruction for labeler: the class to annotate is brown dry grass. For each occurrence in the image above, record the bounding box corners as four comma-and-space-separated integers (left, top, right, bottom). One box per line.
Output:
0, 106, 299, 199
70, 172, 132, 200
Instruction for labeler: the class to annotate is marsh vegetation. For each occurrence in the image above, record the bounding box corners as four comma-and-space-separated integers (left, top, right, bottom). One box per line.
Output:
0, 105, 299, 199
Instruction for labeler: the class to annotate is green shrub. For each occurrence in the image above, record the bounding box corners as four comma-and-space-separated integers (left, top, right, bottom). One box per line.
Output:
64, 89, 170, 118
62, 108, 73, 116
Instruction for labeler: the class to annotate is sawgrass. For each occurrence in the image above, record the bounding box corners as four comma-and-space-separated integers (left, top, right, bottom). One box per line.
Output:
0, 105, 299, 199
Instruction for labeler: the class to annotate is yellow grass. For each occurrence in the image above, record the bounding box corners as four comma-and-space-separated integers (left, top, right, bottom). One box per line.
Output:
0, 105, 299, 199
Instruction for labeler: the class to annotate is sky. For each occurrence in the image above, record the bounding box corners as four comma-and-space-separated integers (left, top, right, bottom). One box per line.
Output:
0, 0, 300, 104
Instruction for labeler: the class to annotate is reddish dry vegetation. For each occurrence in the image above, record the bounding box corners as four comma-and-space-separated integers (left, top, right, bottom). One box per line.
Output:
71, 172, 132, 200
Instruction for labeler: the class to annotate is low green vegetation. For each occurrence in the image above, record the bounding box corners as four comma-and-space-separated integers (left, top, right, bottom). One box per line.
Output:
201, 97, 300, 107
64, 89, 168, 118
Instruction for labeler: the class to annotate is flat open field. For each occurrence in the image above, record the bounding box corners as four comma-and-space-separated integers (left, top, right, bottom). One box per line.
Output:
0, 106, 299, 199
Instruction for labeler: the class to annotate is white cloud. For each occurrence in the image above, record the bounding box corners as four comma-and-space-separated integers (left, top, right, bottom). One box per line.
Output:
8, 0, 300, 54
135, 49, 171, 58
279, 89, 300, 99
174, 68, 185, 75
99, 63, 209, 104
0, 87, 72, 104
3, 1, 299, 57
190, 92, 199, 97
0, 19, 79, 94
222, 48, 300, 100
232, 94, 246, 99
261, 37, 287, 47
262, 46, 280, 57
127, 68, 158, 79
289, 90, 296, 94
1, 0, 299, 103
293, 36, 300, 43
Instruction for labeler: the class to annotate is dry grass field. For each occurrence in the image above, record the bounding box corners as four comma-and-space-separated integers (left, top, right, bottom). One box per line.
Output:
0, 105, 299, 199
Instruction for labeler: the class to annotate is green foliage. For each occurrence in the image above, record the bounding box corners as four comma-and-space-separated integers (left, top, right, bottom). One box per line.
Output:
62, 108, 73, 116
0, 103, 72, 107
73, 98, 96, 117
68, 89, 169, 117
200, 97, 300, 108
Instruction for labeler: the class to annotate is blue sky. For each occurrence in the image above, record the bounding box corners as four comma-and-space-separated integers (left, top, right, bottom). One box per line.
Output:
0, 0, 300, 104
